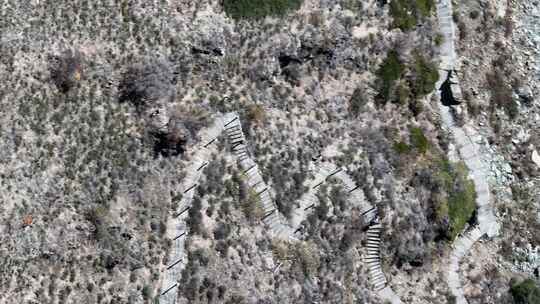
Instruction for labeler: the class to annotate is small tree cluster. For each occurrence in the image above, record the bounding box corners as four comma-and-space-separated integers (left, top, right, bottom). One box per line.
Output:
118, 57, 175, 108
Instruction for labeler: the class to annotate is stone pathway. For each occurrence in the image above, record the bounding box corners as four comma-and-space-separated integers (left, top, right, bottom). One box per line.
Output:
287, 160, 400, 302
158, 112, 402, 303
436, 1, 501, 303
159, 118, 224, 303
221, 112, 296, 240
436, 0, 457, 71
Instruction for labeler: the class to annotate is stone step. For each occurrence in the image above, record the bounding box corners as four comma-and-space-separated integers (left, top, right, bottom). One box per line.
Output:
373, 281, 387, 291
371, 272, 386, 282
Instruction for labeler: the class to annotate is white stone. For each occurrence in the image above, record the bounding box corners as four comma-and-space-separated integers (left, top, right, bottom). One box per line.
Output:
532, 149, 540, 168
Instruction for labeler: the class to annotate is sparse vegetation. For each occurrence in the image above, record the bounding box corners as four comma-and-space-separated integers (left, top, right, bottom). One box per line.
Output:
510, 278, 540, 304
393, 127, 429, 155
486, 63, 518, 119
240, 188, 265, 222
223, 0, 303, 20
0, 0, 529, 303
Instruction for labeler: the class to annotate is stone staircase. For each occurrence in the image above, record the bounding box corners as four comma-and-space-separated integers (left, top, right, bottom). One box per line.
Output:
159, 118, 224, 303
159, 112, 402, 303
435, 0, 501, 302
221, 113, 296, 240
447, 227, 484, 304
365, 221, 386, 291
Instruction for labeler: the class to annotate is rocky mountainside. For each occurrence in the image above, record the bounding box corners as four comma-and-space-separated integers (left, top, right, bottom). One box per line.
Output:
0, 0, 538, 304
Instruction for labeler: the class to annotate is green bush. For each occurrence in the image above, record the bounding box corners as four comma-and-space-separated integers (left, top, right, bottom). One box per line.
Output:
393, 127, 428, 156
389, 0, 434, 31
447, 175, 476, 239
376, 51, 404, 103
375, 51, 437, 112
510, 279, 540, 304
142, 285, 152, 300
434, 34, 444, 46
411, 54, 439, 99
415, 0, 434, 16
389, 0, 417, 31
223, 0, 303, 20
393, 141, 411, 154
435, 160, 477, 240
409, 127, 429, 154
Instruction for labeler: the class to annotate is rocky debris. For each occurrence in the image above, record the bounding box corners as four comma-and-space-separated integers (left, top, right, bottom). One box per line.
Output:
512, 244, 540, 275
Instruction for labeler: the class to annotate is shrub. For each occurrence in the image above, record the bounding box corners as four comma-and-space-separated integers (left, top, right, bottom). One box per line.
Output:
434, 33, 444, 46
348, 87, 368, 116
118, 57, 175, 108
510, 278, 540, 304
410, 54, 439, 99
395, 81, 411, 105
469, 10, 480, 19
376, 50, 404, 103
223, 0, 303, 20
295, 241, 320, 277
389, 0, 434, 31
415, 0, 434, 16
315, 192, 329, 220
486, 67, 517, 119
435, 160, 477, 240
447, 173, 476, 239
389, 0, 417, 31
240, 188, 265, 223
393, 141, 411, 154
85, 205, 109, 240
458, 21, 467, 40
187, 196, 204, 235
141, 285, 152, 300
245, 104, 266, 125
409, 127, 429, 154
49, 50, 82, 93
